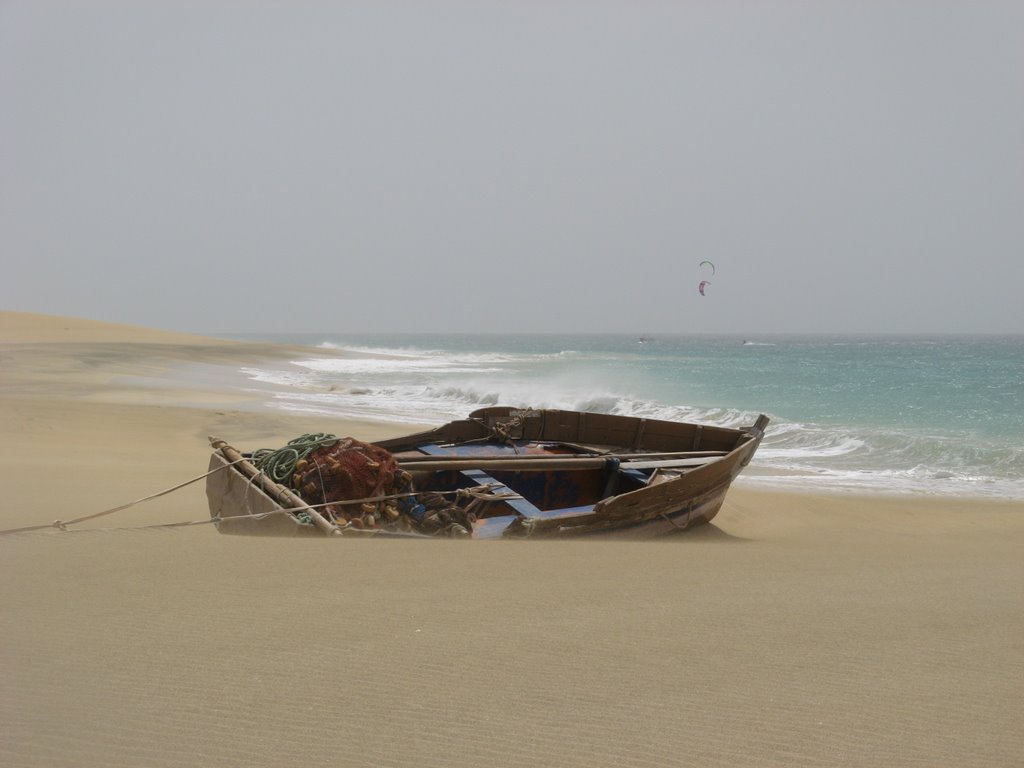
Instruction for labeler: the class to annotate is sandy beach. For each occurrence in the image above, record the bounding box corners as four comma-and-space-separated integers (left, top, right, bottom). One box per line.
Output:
1, 310, 1021, 767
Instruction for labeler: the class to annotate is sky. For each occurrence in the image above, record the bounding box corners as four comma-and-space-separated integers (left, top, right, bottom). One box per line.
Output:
1, 1, 1022, 335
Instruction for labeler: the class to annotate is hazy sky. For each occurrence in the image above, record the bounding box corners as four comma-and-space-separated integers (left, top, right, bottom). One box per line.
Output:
2, 1, 1021, 335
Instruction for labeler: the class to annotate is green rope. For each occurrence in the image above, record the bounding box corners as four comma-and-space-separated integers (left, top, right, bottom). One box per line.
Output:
252, 433, 339, 484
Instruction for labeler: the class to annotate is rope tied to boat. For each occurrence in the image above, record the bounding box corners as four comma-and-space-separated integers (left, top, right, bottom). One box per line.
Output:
0, 457, 250, 536
486, 412, 535, 454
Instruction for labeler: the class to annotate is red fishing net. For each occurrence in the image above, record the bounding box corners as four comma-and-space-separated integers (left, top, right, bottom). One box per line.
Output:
292, 438, 405, 527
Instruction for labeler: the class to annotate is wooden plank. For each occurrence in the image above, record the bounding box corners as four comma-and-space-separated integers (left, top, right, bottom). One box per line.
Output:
619, 456, 718, 470
418, 444, 543, 519
460, 469, 544, 518
396, 455, 717, 472
397, 449, 726, 465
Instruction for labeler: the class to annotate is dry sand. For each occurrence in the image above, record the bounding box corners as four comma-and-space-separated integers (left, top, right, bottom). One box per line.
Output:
1, 310, 1022, 767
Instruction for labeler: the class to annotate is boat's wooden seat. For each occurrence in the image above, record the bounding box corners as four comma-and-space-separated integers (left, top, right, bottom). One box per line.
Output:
457, 468, 546, 518
417, 444, 601, 525
417, 445, 544, 518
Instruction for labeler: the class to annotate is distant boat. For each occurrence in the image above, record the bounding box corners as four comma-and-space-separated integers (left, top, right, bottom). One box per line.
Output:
638, 336, 654, 344
207, 407, 769, 539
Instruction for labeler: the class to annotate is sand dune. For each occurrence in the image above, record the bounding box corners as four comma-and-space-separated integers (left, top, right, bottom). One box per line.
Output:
1, 311, 1021, 767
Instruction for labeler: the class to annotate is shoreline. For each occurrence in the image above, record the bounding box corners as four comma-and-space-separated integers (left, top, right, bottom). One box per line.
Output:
3, 309, 1021, 505
5, 309, 1019, 503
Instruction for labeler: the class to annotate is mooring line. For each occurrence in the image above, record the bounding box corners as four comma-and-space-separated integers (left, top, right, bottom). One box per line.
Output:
0, 461, 522, 536
0, 459, 248, 536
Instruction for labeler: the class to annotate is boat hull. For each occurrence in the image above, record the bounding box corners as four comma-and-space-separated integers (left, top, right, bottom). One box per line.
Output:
207, 408, 768, 538
206, 452, 321, 536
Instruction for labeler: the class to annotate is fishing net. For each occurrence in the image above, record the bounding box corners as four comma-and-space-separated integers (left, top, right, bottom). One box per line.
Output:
292, 437, 410, 528
254, 434, 478, 536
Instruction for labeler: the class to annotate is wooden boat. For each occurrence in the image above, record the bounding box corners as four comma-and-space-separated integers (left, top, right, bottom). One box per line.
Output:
206, 407, 769, 538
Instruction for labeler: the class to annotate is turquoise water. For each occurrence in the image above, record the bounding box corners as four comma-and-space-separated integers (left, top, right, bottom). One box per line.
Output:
233, 333, 1024, 499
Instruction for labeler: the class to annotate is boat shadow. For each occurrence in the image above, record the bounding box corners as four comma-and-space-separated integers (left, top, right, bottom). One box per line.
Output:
668, 523, 749, 543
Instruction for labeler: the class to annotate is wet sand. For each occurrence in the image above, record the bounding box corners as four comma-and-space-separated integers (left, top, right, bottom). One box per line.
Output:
2, 311, 1022, 767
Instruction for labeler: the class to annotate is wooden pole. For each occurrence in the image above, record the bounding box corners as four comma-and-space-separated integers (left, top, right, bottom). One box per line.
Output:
396, 449, 726, 465
396, 455, 718, 472
209, 437, 342, 537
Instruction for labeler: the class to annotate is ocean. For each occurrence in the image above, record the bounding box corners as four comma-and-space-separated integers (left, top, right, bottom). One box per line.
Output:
229, 333, 1024, 500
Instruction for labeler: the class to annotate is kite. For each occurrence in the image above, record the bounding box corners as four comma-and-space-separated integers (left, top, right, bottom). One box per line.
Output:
699, 280, 711, 296
699, 260, 716, 275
